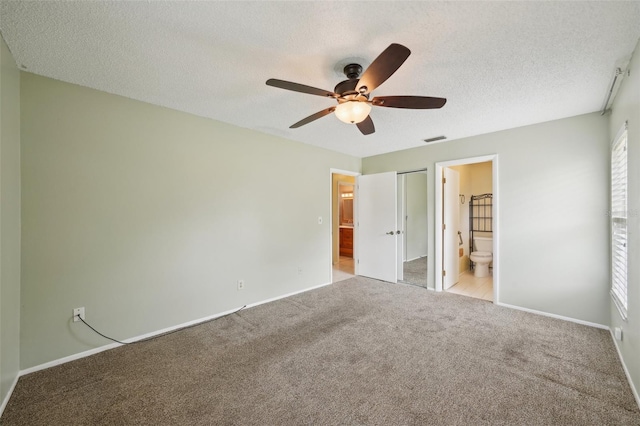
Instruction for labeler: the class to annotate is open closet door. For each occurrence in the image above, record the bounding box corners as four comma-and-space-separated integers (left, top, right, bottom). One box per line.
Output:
443, 167, 460, 289
357, 172, 398, 283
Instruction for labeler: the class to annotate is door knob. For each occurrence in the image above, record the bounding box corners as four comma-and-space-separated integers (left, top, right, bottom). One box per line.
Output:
386, 231, 395, 235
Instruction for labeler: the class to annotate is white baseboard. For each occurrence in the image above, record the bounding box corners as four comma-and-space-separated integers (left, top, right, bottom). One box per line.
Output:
609, 328, 640, 410
495, 302, 608, 330
20, 342, 122, 376
8, 282, 636, 416
0, 373, 19, 418
245, 281, 332, 309
19, 281, 334, 378
405, 255, 427, 263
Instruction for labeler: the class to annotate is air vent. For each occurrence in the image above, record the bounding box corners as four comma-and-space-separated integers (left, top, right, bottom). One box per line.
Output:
423, 135, 447, 143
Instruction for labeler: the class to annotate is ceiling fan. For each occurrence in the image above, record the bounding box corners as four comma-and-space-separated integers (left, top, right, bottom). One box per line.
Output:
266, 43, 446, 136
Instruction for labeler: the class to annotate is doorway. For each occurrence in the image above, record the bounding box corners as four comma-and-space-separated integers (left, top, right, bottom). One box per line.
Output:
351, 170, 428, 286
435, 155, 498, 302
398, 171, 428, 288
331, 170, 358, 283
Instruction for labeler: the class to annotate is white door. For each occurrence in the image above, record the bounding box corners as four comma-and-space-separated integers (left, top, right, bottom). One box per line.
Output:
357, 172, 398, 283
443, 168, 459, 290
397, 175, 405, 282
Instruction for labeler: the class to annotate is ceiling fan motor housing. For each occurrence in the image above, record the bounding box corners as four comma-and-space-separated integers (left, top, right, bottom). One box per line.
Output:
334, 79, 359, 97
334, 64, 366, 97
343, 63, 363, 79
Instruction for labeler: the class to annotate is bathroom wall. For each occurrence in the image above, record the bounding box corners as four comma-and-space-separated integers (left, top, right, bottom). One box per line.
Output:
363, 111, 610, 326
470, 162, 492, 195
450, 165, 471, 272
20, 73, 361, 369
608, 36, 640, 406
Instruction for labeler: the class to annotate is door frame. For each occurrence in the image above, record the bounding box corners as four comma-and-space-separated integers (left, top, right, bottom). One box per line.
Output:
434, 155, 499, 302
330, 169, 360, 282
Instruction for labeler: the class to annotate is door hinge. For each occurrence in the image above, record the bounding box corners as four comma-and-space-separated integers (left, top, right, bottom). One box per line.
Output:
443, 223, 446, 230
442, 270, 446, 277
443, 177, 446, 184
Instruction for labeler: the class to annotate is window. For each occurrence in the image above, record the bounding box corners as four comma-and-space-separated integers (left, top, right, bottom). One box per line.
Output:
611, 122, 628, 319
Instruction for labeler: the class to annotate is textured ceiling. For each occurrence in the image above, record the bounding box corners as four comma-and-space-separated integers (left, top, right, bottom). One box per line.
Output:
1, 1, 640, 158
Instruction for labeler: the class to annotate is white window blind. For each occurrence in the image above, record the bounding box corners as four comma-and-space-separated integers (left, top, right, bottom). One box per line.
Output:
611, 122, 628, 319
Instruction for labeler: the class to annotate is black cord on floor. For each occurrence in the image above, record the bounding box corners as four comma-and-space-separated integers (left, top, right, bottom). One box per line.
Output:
75, 305, 247, 345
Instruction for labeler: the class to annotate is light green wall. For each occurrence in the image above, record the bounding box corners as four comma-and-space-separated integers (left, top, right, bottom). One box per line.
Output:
0, 34, 21, 406
609, 37, 640, 405
20, 73, 360, 368
363, 112, 610, 326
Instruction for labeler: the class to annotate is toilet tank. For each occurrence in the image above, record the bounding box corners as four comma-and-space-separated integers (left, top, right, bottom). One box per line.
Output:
473, 237, 493, 252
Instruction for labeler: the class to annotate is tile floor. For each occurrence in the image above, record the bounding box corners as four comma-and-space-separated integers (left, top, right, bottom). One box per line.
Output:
332, 256, 355, 283
447, 269, 493, 301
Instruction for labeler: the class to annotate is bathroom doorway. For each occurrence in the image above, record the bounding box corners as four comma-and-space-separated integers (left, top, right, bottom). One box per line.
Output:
435, 155, 498, 302
330, 170, 358, 283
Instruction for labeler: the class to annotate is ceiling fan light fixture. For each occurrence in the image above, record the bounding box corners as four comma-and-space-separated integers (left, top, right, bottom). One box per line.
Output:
266, 44, 446, 135
334, 101, 371, 124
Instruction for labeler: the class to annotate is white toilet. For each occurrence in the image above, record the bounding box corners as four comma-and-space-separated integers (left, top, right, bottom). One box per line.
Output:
470, 236, 493, 278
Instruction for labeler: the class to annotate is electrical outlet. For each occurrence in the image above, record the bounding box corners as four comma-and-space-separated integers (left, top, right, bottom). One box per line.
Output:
237, 280, 245, 290
614, 327, 623, 341
73, 307, 85, 322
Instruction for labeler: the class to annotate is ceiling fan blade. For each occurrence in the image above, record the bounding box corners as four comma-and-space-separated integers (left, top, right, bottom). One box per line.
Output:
266, 79, 338, 98
290, 107, 336, 128
356, 115, 375, 135
356, 43, 411, 95
371, 96, 447, 109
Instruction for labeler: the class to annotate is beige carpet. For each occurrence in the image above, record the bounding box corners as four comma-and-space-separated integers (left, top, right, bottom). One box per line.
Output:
3, 277, 639, 425
402, 256, 427, 287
